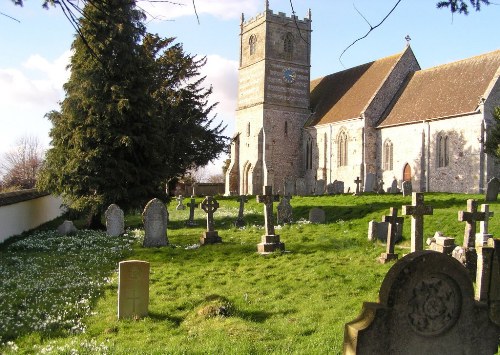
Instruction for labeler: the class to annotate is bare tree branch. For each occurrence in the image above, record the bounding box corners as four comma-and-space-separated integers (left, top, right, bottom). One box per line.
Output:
1, 11, 21, 22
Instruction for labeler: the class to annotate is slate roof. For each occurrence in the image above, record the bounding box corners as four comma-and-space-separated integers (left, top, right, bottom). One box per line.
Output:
0, 189, 50, 207
306, 50, 406, 127
378, 49, 500, 127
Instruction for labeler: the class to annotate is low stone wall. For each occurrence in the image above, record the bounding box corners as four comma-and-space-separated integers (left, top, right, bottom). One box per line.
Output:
0, 189, 65, 243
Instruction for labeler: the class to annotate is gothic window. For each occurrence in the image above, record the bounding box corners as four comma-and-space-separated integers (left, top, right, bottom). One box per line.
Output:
383, 139, 393, 171
246, 122, 250, 137
249, 34, 257, 56
437, 133, 449, 167
337, 130, 348, 167
305, 138, 313, 170
284, 32, 294, 59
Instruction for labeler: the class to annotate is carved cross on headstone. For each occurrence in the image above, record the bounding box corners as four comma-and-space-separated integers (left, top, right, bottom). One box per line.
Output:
402, 192, 433, 252
234, 195, 248, 227
257, 186, 280, 236
354, 177, 362, 195
458, 199, 486, 249
380, 207, 404, 263
478, 204, 494, 236
200, 196, 219, 232
176, 195, 186, 210
186, 197, 197, 226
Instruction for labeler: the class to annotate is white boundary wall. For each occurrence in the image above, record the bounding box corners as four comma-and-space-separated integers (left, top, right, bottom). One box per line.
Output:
0, 194, 65, 243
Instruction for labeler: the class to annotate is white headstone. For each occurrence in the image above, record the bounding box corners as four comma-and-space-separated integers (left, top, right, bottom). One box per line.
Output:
105, 204, 124, 236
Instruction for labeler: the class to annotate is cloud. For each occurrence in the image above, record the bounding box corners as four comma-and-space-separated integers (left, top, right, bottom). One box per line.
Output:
140, 0, 259, 21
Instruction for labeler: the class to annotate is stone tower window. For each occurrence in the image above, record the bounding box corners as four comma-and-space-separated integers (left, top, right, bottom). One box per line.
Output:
383, 139, 393, 171
284, 32, 294, 59
246, 122, 251, 137
337, 130, 348, 167
284, 121, 288, 136
249, 34, 257, 56
305, 138, 313, 170
437, 134, 449, 167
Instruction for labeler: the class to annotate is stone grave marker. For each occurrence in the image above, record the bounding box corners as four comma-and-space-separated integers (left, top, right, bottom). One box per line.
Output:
199, 196, 222, 245
118, 260, 149, 320
367, 220, 403, 243
284, 178, 295, 196
315, 179, 325, 195
364, 173, 375, 193
105, 204, 124, 236
426, 231, 456, 254
476, 203, 494, 246
379, 207, 403, 264
389, 178, 399, 193
309, 208, 326, 224
257, 186, 285, 254
485, 177, 500, 201
176, 195, 186, 210
57, 220, 78, 235
376, 179, 385, 194
277, 195, 293, 225
458, 199, 486, 279
402, 181, 412, 197
142, 198, 169, 247
402, 192, 433, 252
354, 176, 362, 195
326, 183, 335, 195
233, 195, 248, 227
344, 251, 500, 354
186, 197, 198, 227
295, 178, 306, 196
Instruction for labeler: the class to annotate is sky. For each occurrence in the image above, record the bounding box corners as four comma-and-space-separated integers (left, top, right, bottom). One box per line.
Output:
0, 0, 499, 176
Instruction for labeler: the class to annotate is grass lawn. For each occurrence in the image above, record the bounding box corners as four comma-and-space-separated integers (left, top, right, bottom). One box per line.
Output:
0, 192, 497, 354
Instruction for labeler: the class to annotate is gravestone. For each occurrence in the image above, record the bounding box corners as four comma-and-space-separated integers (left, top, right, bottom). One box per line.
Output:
402, 181, 412, 197
57, 220, 77, 235
485, 177, 500, 201
118, 260, 149, 320
326, 183, 335, 195
367, 220, 403, 243
379, 207, 403, 264
389, 178, 399, 193
364, 173, 375, 193
284, 178, 295, 196
142, 198, 169, 247
176, 195, 186, 210
476, 204, 494, 246
105, 204, 124, 236
309, 208, 326, 224
354, 177, 362, 195
344, 251, 500, 355
186, 197, 198, 227
376, 179, 385, 194
315, 180, 325, 195
257, 186, 284, 254
332, 180, 344, 194
233, 195, 248, 228
426, 231, 456, 254
295, 178, 306, 196
277, 195, 293, 225
458, 199, 486, 279
402, 192, 433, 252
199, 196, 222, 245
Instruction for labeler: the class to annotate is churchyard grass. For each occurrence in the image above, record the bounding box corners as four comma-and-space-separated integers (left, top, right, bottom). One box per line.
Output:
0, 193, 497, 354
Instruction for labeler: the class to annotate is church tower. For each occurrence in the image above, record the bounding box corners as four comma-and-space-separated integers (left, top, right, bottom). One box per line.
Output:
225, 1, 312, 195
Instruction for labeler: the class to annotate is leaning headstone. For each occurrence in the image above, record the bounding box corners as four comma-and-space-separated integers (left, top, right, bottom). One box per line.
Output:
364, 173, 375, 193
233, 195, 248, 228
315, 180, 325, 195
199, 196, 222, 245
344, 251, 499, 355
485, 177, 500, 201
402, 181, 412, 197
118, 260, 149, 320
186, 197, 198, 227
57, 220, 78, 235
458, 199, 485, 279
277, 195, 293, 225
402, 192, 433, 252
142, 198, 168, 247
309, 208, 326, 224
379, 207, 403, 264
426, 231, 456, 254
476, 203, 494, 246
295, 178, 306, 196
176, 195, 186, 210
257, 186, 284, 254
105, 204, 124, 236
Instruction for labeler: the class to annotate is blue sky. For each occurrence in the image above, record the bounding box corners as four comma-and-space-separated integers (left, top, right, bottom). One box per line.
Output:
0, 0, 498, 174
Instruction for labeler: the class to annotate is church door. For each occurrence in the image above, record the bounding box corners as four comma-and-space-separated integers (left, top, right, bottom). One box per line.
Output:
403, 163, 411, 182
243, 162, 252, 195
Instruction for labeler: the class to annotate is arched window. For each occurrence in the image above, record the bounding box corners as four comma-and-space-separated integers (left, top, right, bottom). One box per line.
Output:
249, 34, 257, 56
437, 133, 449, 167
337, 130, 348, 167
305, 138, 313, 170
284, 121, 288, 136
284, 32, 294, 59
383, 139, 393, 171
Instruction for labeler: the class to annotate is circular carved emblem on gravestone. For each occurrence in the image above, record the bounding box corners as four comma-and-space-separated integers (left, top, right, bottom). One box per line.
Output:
407, 274, 461, 336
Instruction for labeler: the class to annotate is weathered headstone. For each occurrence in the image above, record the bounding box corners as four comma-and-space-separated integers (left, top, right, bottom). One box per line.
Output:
367, 220, 403, 243
284, 178, 295, 196
326, 183, 335, 195
376, 179, 385, 194
426, 231, 456, 254
233, 195, 248, 228
277, 195, 293, 225
186, 197, 198, 227
476, 203, 494, 246
57, 220, 77, 235
402, 192, 433, 252
105, 204, 124, 236
354, 176, 362, 195
295, 178, 306, 196
315, 180, 325, 195
379, 207, 403, 264
176, 195, 186, 210
344, 251, 500, 355
142, 198, 168, 247
402, 181, 412, 197
257, 186, 284, 254
118, 260, 149, 320
485, 177, 500, 201
332, 180, 344, 194
364, 173, 376, 193
476, 243, 495, 303
199, 196, 222, 245
389, 178, 399, 193
309, 208, 326, 224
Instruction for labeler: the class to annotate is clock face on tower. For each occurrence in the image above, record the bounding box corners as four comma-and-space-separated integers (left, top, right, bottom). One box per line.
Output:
282, 67, 296, 84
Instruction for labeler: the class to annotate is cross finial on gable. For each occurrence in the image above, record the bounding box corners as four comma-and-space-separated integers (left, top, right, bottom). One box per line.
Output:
405, 35, 411, 46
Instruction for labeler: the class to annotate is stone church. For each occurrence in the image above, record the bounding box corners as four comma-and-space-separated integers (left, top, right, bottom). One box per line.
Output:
225, 3, 500, 196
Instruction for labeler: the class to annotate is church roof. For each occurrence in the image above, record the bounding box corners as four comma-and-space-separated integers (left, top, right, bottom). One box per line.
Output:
378, 49, 500, 127
306, 50, 406, 127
